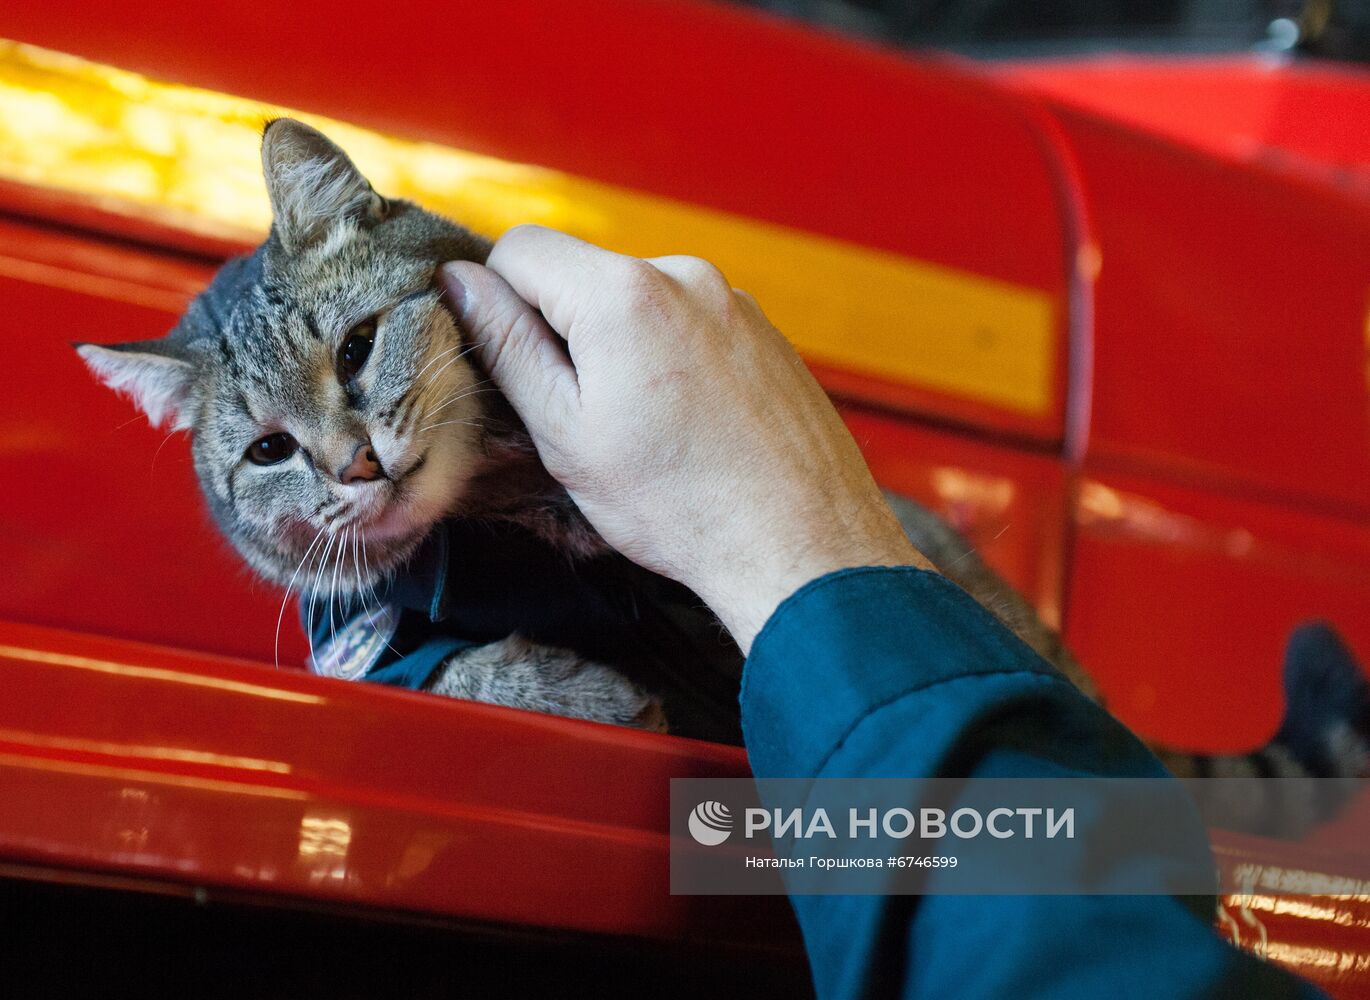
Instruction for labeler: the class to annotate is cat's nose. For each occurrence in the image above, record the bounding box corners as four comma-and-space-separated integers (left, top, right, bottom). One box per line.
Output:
338, 442, 384, 484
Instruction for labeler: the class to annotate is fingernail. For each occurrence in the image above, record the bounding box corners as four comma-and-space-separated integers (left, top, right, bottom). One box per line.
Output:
437, 264, 470, 318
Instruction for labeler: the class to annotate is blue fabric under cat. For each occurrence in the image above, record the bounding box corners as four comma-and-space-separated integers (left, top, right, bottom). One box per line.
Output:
304, 523, 474, 690
303, 519, 746, 741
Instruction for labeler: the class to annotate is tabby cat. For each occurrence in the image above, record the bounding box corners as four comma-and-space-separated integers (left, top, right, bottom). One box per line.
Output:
77, 120, 1369, 828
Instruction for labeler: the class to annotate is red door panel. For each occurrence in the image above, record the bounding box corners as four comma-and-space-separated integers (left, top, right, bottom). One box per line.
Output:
0, 618, 784, 944
0, 234, 308, 665
1066, 471, 1370, 754
1054, 108, 1370, 517
1, 0, 1071, 442
842, 407, 1068, 628
1002, 56, 1370, 198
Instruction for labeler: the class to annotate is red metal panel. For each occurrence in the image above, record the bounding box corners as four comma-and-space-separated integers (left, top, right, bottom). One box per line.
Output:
0, 620, 793, 946
3, 619, 1369, 996
841, 407, 1069, 627
0, 1, 1062, 283
0, 221, 306, 664
1001, 56, 1370, 198
1052, 107, 1370, 518
1066, 471, 1370, 754
0, 0, 1071, 440
1050, 97, 1370, 783
1215, 836, 1370, 999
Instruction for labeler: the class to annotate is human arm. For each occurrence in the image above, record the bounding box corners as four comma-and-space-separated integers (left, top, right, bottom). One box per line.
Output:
437, 227, 1325, 999
744, 565, 1323, 999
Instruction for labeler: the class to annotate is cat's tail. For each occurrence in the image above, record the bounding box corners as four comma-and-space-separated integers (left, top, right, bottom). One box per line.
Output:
1153, 622, 1369, 836
881, 492, 1369, 836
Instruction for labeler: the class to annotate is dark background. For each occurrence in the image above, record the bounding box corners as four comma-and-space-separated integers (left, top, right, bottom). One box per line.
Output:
741, 0, 1370, 61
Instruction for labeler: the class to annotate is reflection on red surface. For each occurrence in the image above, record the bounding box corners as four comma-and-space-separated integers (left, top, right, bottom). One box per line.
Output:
0, 0, 1368, 989
3, 619, 1369, 994
0, 620, 793, 945
1217, 838, 1370, 998
1068, 473, 1370, 754
1002, 56, 1370, 199
1053, 102, 1370, 518
841, 407, 1069, 629
0, 257, 306, 666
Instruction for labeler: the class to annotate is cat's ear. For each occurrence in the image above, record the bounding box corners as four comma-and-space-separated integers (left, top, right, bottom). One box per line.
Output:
261, 118, 387, 253
75, 340, 196, 430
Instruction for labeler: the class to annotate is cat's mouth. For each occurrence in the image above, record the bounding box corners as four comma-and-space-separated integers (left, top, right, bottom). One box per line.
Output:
343, 447, 436, 544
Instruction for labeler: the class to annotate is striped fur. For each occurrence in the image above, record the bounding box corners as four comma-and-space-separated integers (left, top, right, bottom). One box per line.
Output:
885, 493, 1369, 834
74, 118, 1370, 775
76, 118, 651, 730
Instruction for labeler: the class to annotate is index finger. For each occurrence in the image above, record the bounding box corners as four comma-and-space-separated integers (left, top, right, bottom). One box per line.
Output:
485, 224, 631, 342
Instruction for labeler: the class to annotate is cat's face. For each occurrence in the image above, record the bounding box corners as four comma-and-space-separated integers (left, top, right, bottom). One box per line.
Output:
78, 120, 494, 596
182, 216, 486, 595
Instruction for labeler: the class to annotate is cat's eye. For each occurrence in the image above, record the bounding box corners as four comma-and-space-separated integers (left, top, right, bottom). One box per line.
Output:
337, 319, 377, 382
246, 432, 299, 466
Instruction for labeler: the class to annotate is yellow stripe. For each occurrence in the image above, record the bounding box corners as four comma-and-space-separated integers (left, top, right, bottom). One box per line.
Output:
0, 39, 1055, 415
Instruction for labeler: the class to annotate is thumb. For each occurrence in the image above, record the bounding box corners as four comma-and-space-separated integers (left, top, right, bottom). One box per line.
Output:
437, 260, 578, 443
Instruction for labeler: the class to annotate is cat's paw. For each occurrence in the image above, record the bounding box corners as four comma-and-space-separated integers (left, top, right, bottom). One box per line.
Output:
426, 634, 666, 732
633, 698, 668, 734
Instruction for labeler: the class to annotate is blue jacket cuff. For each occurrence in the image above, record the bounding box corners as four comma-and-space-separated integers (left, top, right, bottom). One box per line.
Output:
741, 566, 1064, 778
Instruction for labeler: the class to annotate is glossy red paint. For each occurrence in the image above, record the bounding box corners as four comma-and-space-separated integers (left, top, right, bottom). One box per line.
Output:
0, 0, 1072, 443
1214, 836, 1370, 998
1052, 106, 1370, 520
3, 619, 1369, 994
1049, 97, 1370, 782
1068, 471, 1370, 752
840, 407, 1070, 628
0, 222, 305, 665
0, 0, 1368, 991
1001, 56, 1370, 199
0, 620, 794, 946
0, 2, 1065, 284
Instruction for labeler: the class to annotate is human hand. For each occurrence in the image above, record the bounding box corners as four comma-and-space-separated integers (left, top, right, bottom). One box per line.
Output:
438, 226, 929, 653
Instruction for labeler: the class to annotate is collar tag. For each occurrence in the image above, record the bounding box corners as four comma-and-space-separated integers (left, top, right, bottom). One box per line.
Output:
309, 603, 399, 681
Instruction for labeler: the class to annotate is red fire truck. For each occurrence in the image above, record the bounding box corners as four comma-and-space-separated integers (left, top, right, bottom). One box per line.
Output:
0, 1, 1367, 995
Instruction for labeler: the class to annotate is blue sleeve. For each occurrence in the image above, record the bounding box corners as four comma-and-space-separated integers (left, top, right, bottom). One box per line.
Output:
740, 566, 1326, 1000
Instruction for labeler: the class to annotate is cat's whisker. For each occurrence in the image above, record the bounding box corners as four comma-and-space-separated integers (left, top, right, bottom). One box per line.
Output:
418, 418, 483, 434
306, 531, 338, 669
328, 528, 347, 653
410, 341, 465, 383
421, 379, 494, 420
149, 428, 182, 478
310, 531, 336, 602
360, 533, 382, 615
357, 531, 404, 660
416, 391, 498, 430
275, 524, 328, 671
416, 342, 481, 396
306, 528, 338, 663
943, 547, 979, 571
113, 413, 147, 432
415, 382, 499, 435
358, 530, 372, 590
436, 376, 493, 401
350, 524, 362, 595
